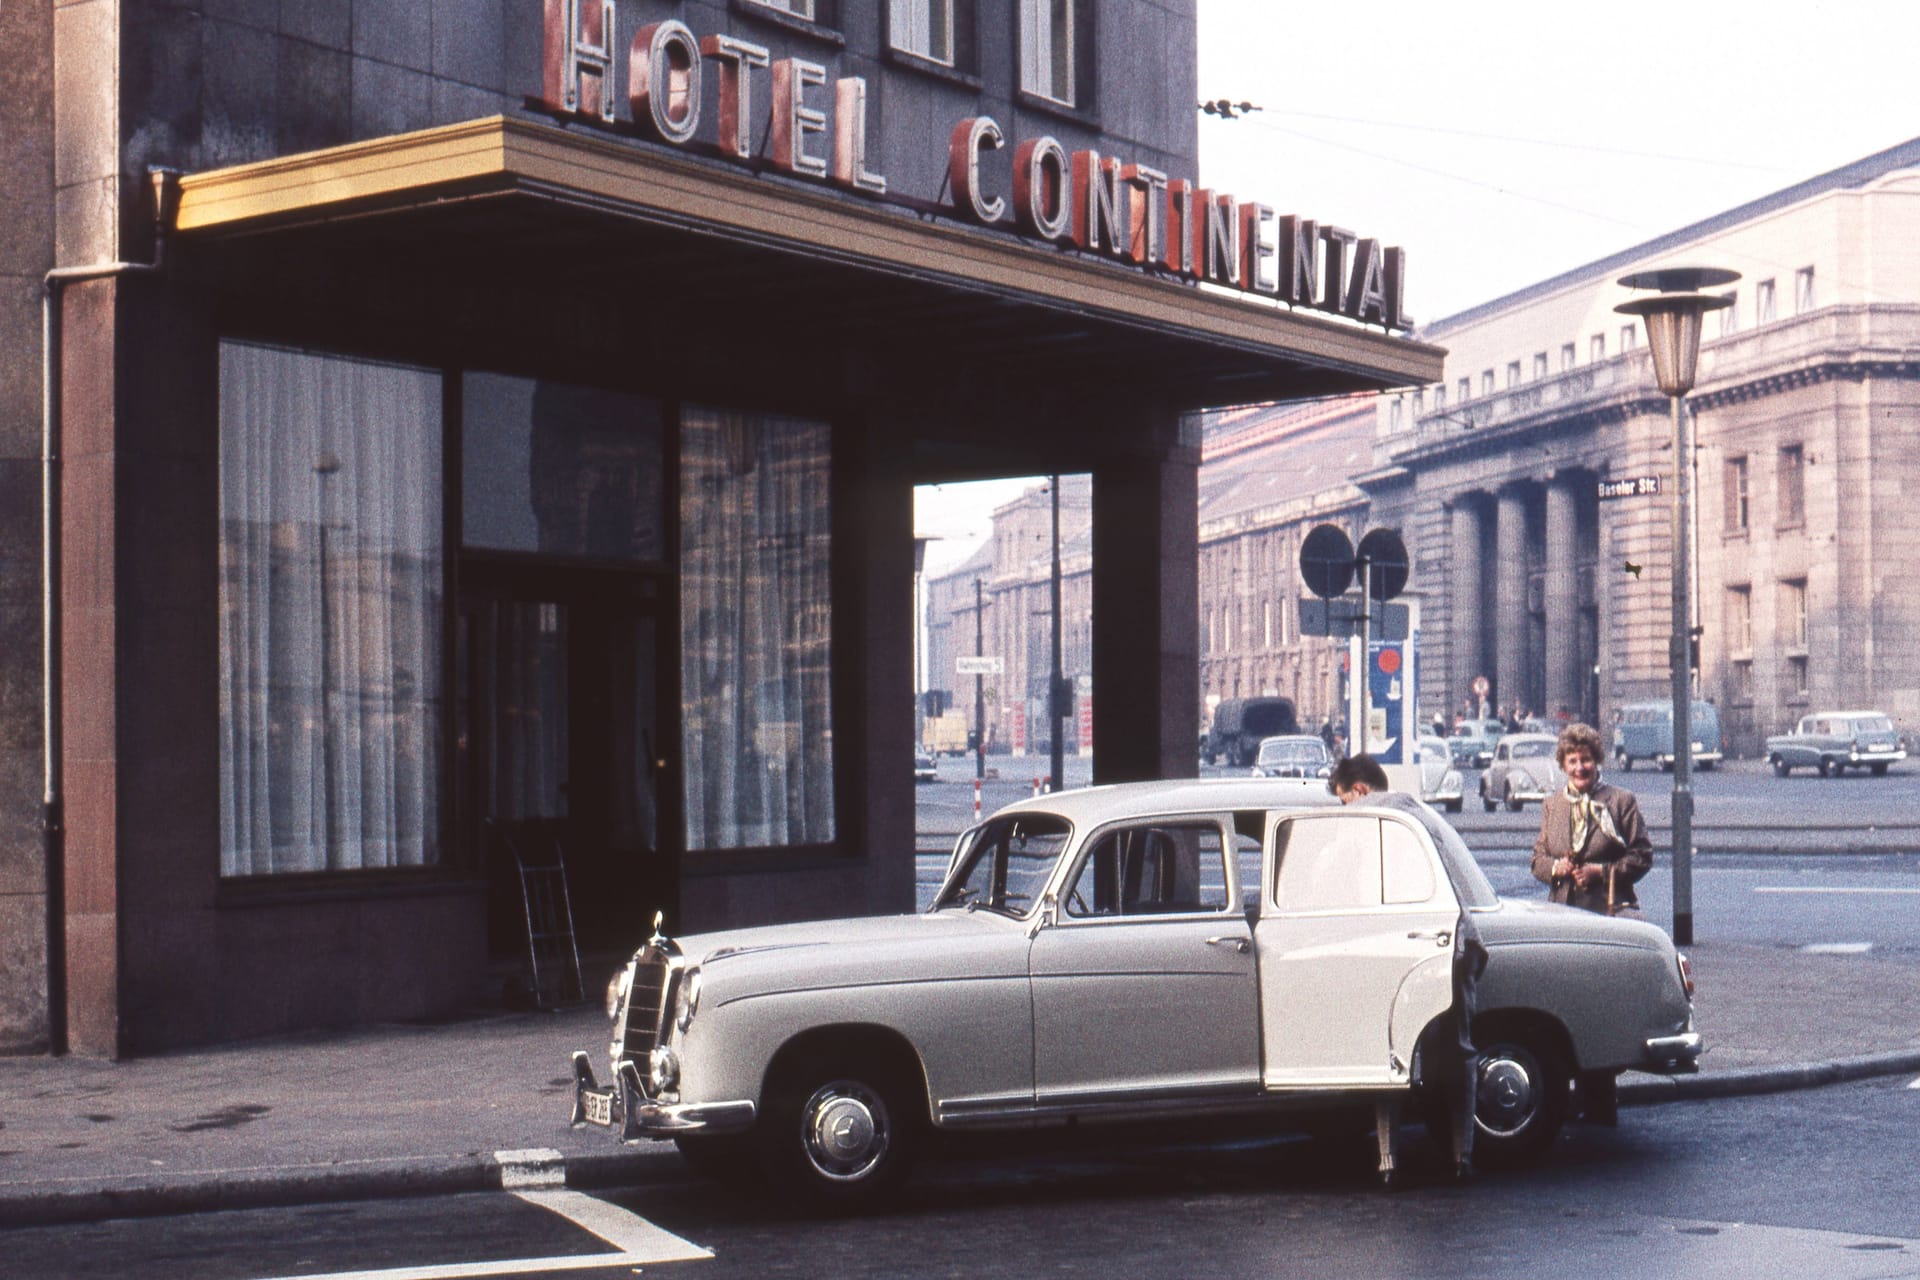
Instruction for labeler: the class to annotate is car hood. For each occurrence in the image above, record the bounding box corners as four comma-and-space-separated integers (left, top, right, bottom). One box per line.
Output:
669, 911, 1031, 1003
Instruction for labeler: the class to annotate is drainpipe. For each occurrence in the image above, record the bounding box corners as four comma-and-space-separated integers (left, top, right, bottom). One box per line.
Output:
40, 168, 178, 1055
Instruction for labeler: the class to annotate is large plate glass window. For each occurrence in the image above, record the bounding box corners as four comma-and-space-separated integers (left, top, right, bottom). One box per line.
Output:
217, 342, 443, 875
890, 0, 954, 64
1019, 0, 1074, 105
680, 407, 835, 849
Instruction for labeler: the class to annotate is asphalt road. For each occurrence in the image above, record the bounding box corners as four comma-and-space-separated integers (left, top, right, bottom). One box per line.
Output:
10, 1079, 1918, 1279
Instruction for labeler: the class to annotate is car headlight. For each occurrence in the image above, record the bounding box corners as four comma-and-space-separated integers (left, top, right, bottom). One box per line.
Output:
605, 964, 633, 1020
672, 967, 702, 1032
648, 1045, 680, 1092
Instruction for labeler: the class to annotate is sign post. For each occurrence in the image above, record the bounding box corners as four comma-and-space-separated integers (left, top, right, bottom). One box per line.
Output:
1298, 524, 1411, 760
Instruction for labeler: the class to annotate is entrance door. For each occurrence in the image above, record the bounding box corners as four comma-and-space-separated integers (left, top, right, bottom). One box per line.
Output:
457, 567, 674, 962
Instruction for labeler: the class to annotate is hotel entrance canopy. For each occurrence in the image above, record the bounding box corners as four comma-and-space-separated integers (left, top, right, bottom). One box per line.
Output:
173, 116, 1443, 432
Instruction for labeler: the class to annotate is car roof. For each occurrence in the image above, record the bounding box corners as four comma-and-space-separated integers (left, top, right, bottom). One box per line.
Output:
1257, 734, 1325, 747
989, 777, 1341, 825
1503, 732, 1558, 744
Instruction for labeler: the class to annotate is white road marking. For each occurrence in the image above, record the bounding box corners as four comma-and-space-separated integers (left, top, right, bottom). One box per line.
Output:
494, 1148, 566, 1189
1798, 942, 1874, 955
1660, 1219, 1917, 1278
1907, 1076, 1920, 1090
247, 1188, 710, 1280
1753, 886, 1920, 894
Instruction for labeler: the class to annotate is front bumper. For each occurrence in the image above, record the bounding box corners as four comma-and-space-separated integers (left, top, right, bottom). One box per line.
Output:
569, 1050, 756, 1143
1644, 1031, 1704, 1074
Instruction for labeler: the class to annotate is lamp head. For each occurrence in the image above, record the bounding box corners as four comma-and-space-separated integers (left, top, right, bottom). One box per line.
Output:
1615, 283, 1736, 397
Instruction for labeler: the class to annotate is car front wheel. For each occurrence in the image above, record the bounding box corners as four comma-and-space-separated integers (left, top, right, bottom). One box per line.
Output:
1819, 757, 1840, 778
1771, 755, 1790, 777
1504, 784, 1523, 812
1872, 762, 1890, 776
1616, 751, 1632, 772
761, 1057, 919, 1208
1468, 1033, 1569, 1166
1446, 798, 1463, 813
1481, 787, 1497, 812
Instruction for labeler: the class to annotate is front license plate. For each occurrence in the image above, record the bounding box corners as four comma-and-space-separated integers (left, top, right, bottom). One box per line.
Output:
581, 1086, 614, 1127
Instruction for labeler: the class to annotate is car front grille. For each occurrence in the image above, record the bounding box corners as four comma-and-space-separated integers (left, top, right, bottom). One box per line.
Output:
618, 951, 674, 1066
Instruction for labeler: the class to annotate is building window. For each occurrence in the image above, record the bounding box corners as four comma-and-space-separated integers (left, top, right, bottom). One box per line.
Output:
1560, 342, 1576, 371
1782, 577, 1808, 651
1794, 266, 1816, 314
1730, 659, 1753, 705
1590, 333, 1606, 362
1019, 0, 1076, 105
1434, 383, 1448, 410
1718, 290, 1740, 337
1778, 444, 1805, 527
889, 0, 954, 65
745, 0, 819, 19
1263, 598, 1273, 648
1728, 584, 1752, 655
1481, 369, 1495, 396
1724, 456, 1749, 532
1786, 655, 1808, 698
1389, 397, 1404, 431
1756, 278, 1777, 323
218, 342, 444, 877
1457, 376, 1471, 402
1620, 324, 1638, 351
680, 407, 836, 850
1533, 352, 1549, 380
1505, 360, 1521, 388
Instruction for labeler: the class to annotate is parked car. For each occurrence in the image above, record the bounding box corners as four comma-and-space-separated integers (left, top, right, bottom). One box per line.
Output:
1612, 700, 1723, 772
571, 778, 1700, 1207
914, 752, 938, 783
1765, 711, 1908, 777
1416, 734, 1466, 812
1249, 734, 1333, 779
1448, 718, 1505, 768
1204, 697, 1300, 767
1480, 733, 1564, 811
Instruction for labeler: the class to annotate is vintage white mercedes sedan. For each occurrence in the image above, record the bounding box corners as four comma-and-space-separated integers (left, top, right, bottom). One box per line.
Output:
571, 779, 1700, 1205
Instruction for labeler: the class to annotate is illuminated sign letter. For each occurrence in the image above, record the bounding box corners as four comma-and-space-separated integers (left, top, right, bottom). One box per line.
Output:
1199, 190, 1239, 285
1320, 225, 1358, 312
1280, 216, 1318, 306
950, 117, 1006, 224
1165, 179, 1197, 275
1071, 151, 1129, 256
1013, 136, 1071, 242
1122, 163, 1167, 266
630, 21, 702, 144
770, 58, 829, 177
542, 0, 616, 121
1347, 237, 1388, 321
701, 34, 770, 159
1239, 202, 1277, 294
833, 78, 886, 193
1385, 246, 1412, 330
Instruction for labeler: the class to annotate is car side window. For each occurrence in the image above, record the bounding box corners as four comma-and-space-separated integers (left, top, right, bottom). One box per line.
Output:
1272, 815, 1381, 913
1065, 821, 1229, 918
1381, 820, 1437, 904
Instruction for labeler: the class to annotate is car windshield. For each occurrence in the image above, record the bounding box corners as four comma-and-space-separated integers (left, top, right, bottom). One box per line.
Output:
1511, 740, 1553, 759
933, 814, 1072, 916
1259, 741, 1325, 765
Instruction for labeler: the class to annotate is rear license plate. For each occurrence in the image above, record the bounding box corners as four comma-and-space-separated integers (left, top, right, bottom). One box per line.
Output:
581, 1086, 614, 1127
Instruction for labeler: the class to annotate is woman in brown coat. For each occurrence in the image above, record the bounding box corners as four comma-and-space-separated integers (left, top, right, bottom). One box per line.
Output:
1531, 722, 1653, 915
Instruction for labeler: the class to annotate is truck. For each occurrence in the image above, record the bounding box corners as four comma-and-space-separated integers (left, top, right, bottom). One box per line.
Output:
923, 712, 972, 757
1764, 711, 1907, 777
1204, 697, 1299, 768
1612, 700, 1723, 772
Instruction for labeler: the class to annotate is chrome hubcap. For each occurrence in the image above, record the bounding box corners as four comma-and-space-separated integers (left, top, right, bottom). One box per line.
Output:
1476, 1049, 1540, 1138
801, 1080, 889, 1181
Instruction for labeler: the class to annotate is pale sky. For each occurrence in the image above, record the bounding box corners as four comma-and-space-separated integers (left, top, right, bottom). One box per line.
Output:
1196, 0, 1920, 324
920, 1, 1920, 577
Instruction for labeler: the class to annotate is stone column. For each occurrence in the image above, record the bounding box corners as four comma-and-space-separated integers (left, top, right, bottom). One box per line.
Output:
1494, 487, 1529, 714
1544, 479, 1581, 719
1449, 501, 1483, 715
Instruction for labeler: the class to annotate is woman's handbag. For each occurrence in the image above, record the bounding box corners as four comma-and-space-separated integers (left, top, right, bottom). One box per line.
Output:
1605, 864, 1643, 920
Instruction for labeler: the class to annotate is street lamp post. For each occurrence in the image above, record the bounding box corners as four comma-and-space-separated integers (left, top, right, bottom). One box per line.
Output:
1616, 267, 1737, 947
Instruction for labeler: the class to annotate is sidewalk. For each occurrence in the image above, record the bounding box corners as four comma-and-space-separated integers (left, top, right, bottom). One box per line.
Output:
4, 940, 1919, 1229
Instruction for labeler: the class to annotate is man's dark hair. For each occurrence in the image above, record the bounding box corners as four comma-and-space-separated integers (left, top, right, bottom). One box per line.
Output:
1328, 753, 1390, 795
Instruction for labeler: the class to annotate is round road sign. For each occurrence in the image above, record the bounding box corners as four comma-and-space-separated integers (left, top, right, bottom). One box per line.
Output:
1472, 674, 1490, 698
1299, 524, 1356, 599
1355, 527, 1410, 601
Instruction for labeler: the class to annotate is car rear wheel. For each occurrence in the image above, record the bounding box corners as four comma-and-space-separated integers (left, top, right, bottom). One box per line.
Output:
1504, 784, 1523, 812
761, 1055, 919, 1209
1771, 755, 1791, 777
1466, 1032, 1569, 1166
1481, 788, 1497, 812
1615, 751, 1632, 772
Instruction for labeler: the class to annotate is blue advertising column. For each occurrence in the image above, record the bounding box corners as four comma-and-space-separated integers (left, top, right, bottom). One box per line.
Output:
1368, 599, 1421, 772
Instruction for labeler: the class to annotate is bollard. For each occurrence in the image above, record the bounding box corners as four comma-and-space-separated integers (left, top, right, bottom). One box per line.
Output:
1032, 777, 1041, 798
973, 779, 982, 822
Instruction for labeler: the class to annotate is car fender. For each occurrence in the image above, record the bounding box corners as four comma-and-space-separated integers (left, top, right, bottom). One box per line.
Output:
1389, 951, 1454, 1074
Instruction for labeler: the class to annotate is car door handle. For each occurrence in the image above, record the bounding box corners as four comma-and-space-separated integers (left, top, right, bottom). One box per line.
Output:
1407, 929, 1452, 948
1205, 935, 1250, 954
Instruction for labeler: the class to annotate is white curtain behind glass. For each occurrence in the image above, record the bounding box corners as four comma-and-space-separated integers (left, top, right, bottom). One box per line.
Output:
680, 407, 834, 850
218, 342, 443, 875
